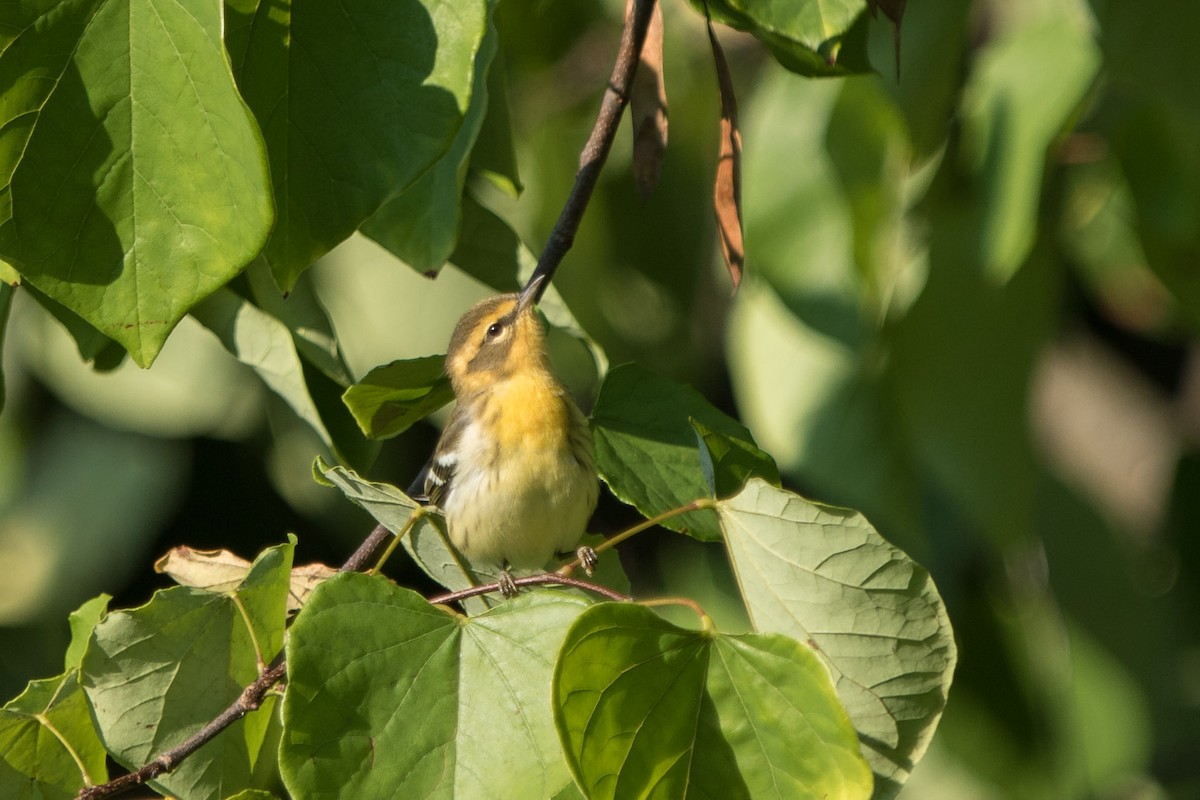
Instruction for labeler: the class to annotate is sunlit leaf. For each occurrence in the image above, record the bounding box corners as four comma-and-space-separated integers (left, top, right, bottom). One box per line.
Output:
960, 11, 1100, 282
80, 542, 293, 800
696, 0, 870, 77
717, 479, 956, 797
245, 265, 352, 387
315, 459, 478, 597
64, 594, 109, 672
225, 0, 487, 290
554, 603, 873, 799
0, 672, 108, 797
193, 290, 329, 444
342, 356, 454, 440
280, 574, 587, 799
0, 0, 273, 366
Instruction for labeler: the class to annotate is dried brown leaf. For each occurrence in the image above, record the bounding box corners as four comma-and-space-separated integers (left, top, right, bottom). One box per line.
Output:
155, 546, 251, 593
707, 20, 744, 291
628, 0, 667, 199
155, 545, 336, 613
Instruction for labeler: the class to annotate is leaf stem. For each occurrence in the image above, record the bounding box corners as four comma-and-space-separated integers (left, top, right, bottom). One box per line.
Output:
638, 596, 715, 631
558, 497, 718, 574
369, 508, 425, 575
229, 594, 266, 672
38, 710, 94, 788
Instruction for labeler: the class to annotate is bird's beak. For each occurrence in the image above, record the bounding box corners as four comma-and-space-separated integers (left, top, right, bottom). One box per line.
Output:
517, 274, 545, 316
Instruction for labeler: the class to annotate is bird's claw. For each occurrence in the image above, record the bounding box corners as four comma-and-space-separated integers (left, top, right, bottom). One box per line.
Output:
498, 570, 519, 599
576, 546, 598, 577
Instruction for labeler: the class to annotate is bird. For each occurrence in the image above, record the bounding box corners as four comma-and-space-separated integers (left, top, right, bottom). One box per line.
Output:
421, 275, 599, 594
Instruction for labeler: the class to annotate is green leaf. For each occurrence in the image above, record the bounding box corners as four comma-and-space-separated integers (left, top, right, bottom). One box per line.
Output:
342, 356, 454, 440
959, 12, 1100, 282
193, 289, 352, 458
553, 603, 873, 800
0, 0, 273, 366
24, 284, 123, 368
280, 573, 587, 800
315, 460, 481, 598
696, 0, 870, 77
824, 77, 911, 306
469, 49, 522, 197
245, 264, 352, 387
80, 542, 293, 800
224, 792, 280, 800
64, 594, 110, 672
360, 0, 501, 274
590, 364, 759, 541
716, 479, 956, 797
0, 672, 109, 798
691, 418, 780, 499
225, 0, 487, 291
1111, 102, 1200, 332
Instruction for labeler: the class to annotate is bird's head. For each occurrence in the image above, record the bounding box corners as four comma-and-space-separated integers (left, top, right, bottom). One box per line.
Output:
445, 275, 549, 395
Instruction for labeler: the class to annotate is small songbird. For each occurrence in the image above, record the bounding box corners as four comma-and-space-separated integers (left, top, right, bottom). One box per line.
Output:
423, 276, 599, 588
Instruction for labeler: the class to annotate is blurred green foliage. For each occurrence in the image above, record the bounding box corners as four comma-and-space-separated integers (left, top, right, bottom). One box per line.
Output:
1, 0, 1199, 796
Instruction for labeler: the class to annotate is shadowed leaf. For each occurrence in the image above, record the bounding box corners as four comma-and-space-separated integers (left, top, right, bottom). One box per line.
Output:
342, 356, 454, 440
590, 364, 761, 541
225, 0, 487, 291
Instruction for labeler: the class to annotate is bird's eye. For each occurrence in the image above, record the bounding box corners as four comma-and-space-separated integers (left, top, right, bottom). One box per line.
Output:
486, 321, 504, 339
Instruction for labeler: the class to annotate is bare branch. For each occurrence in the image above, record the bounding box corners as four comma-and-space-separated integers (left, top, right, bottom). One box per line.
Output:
76, 658, 288, 800
526, 0, 659, 302
73, 1, 658, 792
428, 572, 631, 606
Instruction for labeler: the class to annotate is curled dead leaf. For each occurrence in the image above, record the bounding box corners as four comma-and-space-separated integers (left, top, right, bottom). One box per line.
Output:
155, 544, 337, 613
706, 19, 744, 291
628, 0, 667, 199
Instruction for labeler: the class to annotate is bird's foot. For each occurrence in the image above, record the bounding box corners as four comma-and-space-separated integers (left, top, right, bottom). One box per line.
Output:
576, 546, 598, 577
497, 570, 519, 599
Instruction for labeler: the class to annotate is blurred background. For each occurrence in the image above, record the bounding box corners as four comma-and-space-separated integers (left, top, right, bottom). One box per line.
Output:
3, 0, 1199, 797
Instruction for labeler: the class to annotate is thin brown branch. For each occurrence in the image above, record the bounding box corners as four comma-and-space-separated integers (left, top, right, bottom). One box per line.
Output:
77, 657, 288, 800
339, 522, 392, 573
428, 572, 632, 606
526, 0, 659, 302
77, 524, 393, 800
75, 2, 656, 793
